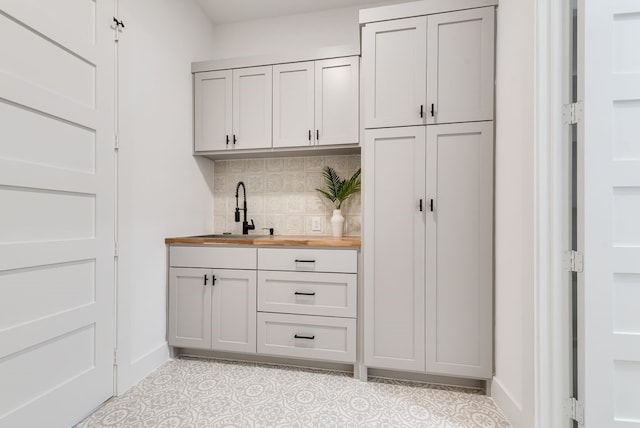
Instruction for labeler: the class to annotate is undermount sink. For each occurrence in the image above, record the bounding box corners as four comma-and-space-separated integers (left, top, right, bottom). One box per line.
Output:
190, 234, 270, 239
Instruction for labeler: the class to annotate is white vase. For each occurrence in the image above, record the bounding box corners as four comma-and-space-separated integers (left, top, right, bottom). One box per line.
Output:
330, 209, 345, 238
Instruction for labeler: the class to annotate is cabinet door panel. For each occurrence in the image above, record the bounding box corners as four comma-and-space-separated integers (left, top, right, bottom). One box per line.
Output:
426, 7, 495, 124
273, 62, 314, 148
194, 70, 232, 152
315, 57, 359, 146
362, 17, 427, 128
168, 268, 211, 349
211, 269, 257, 353
426, 122, 493, 378
363, 126, 426, 371
233, 66, 272, 149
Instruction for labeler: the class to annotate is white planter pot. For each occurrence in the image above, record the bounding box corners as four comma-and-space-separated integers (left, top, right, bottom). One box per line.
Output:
331, 209, 345, 238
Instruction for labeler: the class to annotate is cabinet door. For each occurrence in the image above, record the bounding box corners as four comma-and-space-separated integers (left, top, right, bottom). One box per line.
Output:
315, 57, 359, 146
426, 7, 495, 124
168, 268, 212, 349
363, 126, 426, 371
232, 66, 272, 149
194, 70, 232, 152
425, 122, 493, 378
362, 17, 427, 129
211, 268, 257, 353
273, 62, 315, 148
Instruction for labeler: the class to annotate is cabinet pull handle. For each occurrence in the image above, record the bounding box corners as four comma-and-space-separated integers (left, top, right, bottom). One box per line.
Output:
212, 275, 216, 286
226, 135, 229, 145
419, 199, 423, 212
316, 129, 319, 142
430, 199, 434, 212
294, 259, 316, 263
203, 274, 208, 286
233, 134, 237, 145
294, 334, 315, 340
430, 103, 435, 117
294, 291, 316, 296
420, 105, 424, 118
308, 130, 311, 142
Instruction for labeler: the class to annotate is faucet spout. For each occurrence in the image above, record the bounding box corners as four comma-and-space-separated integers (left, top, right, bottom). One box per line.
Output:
235, 181, 255, 234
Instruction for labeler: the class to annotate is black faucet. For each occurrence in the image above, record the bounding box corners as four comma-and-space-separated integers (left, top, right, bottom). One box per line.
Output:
235, 181, 255, 235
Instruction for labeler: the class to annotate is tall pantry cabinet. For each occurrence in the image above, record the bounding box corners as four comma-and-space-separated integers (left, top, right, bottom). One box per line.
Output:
362, 3, 495, 379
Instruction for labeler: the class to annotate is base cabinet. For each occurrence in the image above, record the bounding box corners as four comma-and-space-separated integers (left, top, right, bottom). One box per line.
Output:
168, 247, 257, 354
363, 122, 493, 379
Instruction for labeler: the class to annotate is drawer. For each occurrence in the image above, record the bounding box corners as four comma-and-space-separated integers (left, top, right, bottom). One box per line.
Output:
170, 246, 257, 269
257, 313, 356, 363
257, 271, 356, 318
257, 248, 357, 273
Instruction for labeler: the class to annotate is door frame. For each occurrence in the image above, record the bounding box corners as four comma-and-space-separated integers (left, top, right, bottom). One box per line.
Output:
533, 0, 575, 426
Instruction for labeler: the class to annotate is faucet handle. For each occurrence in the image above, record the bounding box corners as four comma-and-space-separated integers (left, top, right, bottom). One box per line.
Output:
247, 219, 255, 231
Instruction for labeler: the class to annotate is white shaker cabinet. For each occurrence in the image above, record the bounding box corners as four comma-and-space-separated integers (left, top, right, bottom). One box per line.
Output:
168, 247, 257, 354
362, 7, 494, 128
363, 126, 426, 372
273, 57, 359, 148
363, 121, 493, 379
194, 66, 272, 152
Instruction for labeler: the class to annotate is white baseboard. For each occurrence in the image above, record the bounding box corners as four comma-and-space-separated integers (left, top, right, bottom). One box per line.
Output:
491, 377, 523, 428
117, 342, 170, 395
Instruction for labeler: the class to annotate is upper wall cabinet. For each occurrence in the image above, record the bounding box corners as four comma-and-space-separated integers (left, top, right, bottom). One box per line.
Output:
362, 7, 495, 128
194, 65, 272, 152
273, 57, 360, 149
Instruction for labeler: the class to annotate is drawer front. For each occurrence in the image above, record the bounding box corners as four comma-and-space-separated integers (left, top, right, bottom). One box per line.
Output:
258, 248, 357, 273
258, 271, 356, 318
170, 246, 257, 269
257, 313, 356, 363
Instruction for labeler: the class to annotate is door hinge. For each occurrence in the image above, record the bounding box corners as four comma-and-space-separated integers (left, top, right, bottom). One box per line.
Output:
114, 241, 119, 258
112, 17, 125, 42
114, 133, 119, 150
562, 101, 583, 125
113, 349, 119, 366
565, 397, 584, 425
565, 250, 583, 273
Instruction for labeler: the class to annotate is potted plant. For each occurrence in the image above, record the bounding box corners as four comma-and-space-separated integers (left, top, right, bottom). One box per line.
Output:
315, 166, 361, 237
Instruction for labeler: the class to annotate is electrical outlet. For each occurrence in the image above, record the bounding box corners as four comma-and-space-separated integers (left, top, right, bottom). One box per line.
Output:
311, 216, 322, 232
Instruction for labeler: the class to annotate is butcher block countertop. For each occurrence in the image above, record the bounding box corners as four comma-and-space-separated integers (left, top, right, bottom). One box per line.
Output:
165, 234, 361, 248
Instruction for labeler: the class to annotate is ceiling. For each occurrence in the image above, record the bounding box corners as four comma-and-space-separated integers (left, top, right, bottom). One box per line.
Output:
194, 0, 400, 25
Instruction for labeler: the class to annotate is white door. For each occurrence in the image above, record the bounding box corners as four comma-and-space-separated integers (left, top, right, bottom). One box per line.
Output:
211, 269, 256, 353
272, 62, 314, 148
233, 66, 272, 150
168, 268, 212, 349
362, 17, 427, 129
579, 1, 640, 426
194, 70, 232, 152
0, 1, 115, 427
425, 122, 494, 379
315, 57, 359, 146
426, 7, 494, 124
363, 126, 426, 371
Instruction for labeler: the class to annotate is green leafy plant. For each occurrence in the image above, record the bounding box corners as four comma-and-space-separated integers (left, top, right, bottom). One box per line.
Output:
315, 166, 361, 209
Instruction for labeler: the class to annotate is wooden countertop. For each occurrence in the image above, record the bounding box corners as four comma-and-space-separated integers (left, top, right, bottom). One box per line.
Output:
165, 234, 361, 248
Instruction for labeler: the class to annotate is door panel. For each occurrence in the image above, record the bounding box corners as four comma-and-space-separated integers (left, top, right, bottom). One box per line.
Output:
168, 268, 212, 349
579, 1, 640, 425
362, 17, 427, 128
425, 122, 493, 379
273, 61, 314, 148
211, 269, 257, 353
426, 7, 495, 124
0, 1, 115, 426
363, 126, 426, 371
194, 70, 232, 152
233, 66, 272, 150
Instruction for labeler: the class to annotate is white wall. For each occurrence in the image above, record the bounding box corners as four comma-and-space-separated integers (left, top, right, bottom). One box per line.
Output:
116, 0, 217, 394
492, 1, 536, 427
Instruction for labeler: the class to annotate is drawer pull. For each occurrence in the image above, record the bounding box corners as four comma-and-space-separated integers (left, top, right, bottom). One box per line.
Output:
294, 259, 316, 263
294, 334, 315, 340
294, 291, 316, 296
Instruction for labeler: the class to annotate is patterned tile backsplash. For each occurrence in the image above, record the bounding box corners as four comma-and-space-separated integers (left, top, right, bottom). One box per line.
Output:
213, 155, 361, 236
